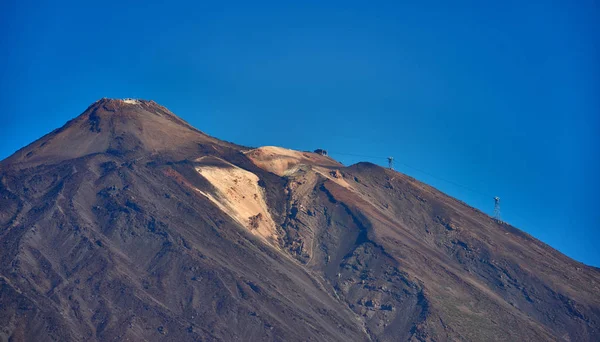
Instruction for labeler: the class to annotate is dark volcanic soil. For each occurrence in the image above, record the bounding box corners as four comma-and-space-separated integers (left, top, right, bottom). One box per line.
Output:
1, 99, 598, 341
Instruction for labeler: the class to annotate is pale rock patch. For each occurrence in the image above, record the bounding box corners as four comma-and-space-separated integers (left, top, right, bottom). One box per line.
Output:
244, 146, 314, 177
245, 146, 353, 189
194, 157, 278, 245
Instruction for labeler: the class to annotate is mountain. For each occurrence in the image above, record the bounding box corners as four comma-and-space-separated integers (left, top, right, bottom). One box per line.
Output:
1, 98, 598, 341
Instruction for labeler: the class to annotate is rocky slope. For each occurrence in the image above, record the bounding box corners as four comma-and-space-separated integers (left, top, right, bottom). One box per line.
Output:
1, 99, 598, 341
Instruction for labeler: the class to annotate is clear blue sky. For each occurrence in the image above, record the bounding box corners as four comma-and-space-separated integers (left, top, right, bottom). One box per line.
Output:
1, 1, 598, 266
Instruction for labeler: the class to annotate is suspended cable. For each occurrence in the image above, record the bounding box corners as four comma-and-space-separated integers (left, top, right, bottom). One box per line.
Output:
327, 150, 491, 198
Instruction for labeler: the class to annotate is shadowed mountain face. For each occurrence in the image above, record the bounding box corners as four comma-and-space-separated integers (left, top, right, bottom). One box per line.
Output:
1, 99, 598, 342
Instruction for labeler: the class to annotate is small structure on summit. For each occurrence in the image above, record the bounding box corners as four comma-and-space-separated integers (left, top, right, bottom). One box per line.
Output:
121, 98, 140, 104
314, 149, 328, 156
387, 156, 394, 170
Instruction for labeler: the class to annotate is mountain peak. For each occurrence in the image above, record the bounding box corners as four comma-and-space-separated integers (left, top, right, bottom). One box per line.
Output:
93, 97, 165, 106
1, 99, 229, 168
87, 97, 172, 116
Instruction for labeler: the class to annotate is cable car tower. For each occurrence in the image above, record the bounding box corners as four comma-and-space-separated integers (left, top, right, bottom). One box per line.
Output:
387, 157, 394, 170
493, 196, 501, 222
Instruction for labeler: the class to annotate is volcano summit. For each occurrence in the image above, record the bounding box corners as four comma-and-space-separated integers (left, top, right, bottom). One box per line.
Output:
0, 99, 598, 341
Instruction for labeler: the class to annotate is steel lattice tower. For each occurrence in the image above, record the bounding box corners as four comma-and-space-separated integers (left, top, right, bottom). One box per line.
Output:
493, 196, 501, 221
387, 157, 394, 170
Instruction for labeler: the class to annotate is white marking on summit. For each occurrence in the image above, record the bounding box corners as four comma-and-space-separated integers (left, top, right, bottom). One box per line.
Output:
122, 98, 140, 104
